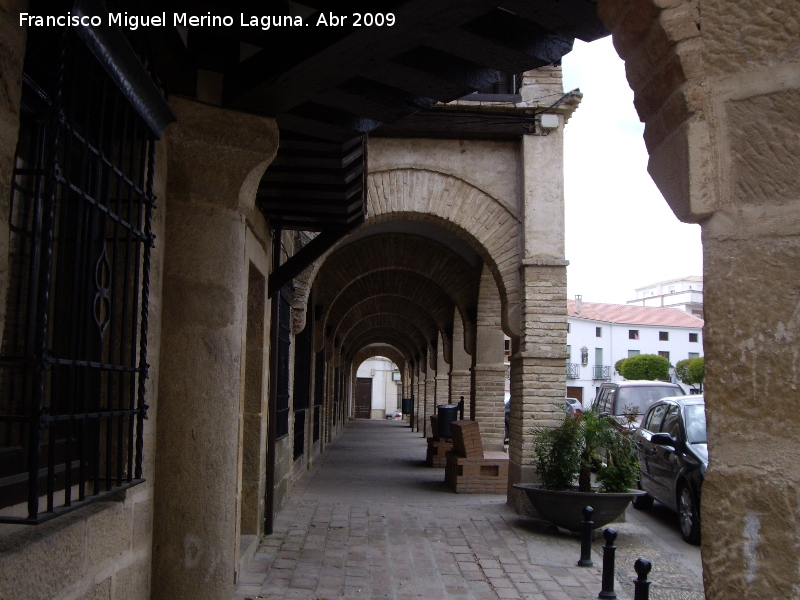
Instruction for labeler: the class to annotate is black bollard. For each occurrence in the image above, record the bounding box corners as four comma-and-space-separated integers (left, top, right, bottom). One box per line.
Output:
598, 528, 617, 599
578, 506, 594, 567
633, 558, 652, 600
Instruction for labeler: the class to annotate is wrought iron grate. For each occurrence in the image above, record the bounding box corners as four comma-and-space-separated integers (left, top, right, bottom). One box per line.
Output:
0, 30, 155, 524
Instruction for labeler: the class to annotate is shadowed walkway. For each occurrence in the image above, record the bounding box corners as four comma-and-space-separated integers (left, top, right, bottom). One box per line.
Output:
234, 419, 703, 600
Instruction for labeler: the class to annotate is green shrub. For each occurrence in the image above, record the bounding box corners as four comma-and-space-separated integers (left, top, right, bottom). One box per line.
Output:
687, 357, 705, 387
619, 353, 670, 380
675, 358, 691, 385
614, 358, 628, 376
533, 415, 581, 490
533, 407, 640, 493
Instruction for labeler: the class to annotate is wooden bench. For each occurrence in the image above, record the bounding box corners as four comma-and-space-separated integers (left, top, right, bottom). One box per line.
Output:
426, 415, 453, 467
444, 420, 508, 493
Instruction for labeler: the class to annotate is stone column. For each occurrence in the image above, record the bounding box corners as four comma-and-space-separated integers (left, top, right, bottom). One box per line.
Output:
508, 114, 569, 513
424, 355, 436, 438
415, 362, 424, 433
434, 332, 450, 404
472, 267, 507, 451
450, 319, 472, 404
152, 98, 277, 600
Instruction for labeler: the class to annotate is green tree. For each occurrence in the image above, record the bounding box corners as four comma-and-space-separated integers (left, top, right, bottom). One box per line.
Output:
614, 358, 628, 376
619, 353, 670, 381
675, 357, 705, 391
687, 357, 705, 391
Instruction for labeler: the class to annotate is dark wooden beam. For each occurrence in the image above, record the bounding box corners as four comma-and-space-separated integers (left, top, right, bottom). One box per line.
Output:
371, 106, 543, 140
499, 0, 609, 42
268, 228, 350, 297
224, 0, 506, 114
426, 9, 574, 73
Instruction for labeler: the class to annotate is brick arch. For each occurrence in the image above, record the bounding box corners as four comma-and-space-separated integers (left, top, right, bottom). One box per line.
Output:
325, 273, 455, 337
340, 313, 431, 359
342, 330, 422, 367
313, 233, 480, 351
366, 169, 522, 337
331, 297, 440, 357
352, 345, 406, 377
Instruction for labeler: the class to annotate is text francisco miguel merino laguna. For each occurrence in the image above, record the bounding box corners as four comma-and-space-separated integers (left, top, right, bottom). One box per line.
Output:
19, 11, 393, 30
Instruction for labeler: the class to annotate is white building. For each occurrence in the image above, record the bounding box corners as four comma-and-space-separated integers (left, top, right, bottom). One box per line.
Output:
355, 356, 402, 419
566, 297, 704, 406
626, 275, 704, 317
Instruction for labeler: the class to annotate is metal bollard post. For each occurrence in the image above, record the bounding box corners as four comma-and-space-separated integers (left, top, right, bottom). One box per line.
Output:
578, 506, 594, 567
633, 558, 652, 600
598, 528, 618, 599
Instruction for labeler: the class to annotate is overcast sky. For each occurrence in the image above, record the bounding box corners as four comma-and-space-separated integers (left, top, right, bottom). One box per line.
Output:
560, 38, 703, 305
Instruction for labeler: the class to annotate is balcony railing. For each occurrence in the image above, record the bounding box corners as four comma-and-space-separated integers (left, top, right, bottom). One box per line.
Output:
567, 363, 580, 379
593, 365, 611, 380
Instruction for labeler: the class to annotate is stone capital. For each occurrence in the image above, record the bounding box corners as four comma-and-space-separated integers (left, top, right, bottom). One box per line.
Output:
165, 97, 278, 212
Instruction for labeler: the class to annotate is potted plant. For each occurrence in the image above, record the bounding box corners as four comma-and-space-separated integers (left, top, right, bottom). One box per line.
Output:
514, 406, 644, 532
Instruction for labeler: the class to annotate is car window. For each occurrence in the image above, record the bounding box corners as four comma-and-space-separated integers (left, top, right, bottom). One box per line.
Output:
644, 403, 668, 432
596, 388, 609, 412
684, 405, 707, 443
660, 405, 681, 438
616, 386, 682, 418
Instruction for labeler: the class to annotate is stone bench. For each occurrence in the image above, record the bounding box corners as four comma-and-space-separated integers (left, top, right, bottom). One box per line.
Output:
426, 415, 452, 467
444, 419, 508, 493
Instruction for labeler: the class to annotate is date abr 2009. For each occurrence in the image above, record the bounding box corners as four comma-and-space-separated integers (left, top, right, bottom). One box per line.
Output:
353, 13, 395, 26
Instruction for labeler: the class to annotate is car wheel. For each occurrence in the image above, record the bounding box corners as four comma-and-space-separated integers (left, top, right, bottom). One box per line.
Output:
678, 483, 701, 544
632, 492, 654, 510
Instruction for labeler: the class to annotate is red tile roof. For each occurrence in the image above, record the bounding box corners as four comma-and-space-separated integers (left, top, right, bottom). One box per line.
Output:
567, 300, 704, 328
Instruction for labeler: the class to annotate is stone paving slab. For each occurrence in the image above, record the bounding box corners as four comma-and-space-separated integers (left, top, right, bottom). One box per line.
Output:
234, 420, 703, 600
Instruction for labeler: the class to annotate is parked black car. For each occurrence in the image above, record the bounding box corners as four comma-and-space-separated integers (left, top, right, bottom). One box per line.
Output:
632, 395, 707, 544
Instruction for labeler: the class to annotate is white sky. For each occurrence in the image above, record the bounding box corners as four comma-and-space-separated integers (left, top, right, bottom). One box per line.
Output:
560, 38, 703, 305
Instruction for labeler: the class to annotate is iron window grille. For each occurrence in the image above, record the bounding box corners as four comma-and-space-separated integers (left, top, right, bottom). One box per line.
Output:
593, 365, 611, 380
566, 363, 580, 380
0, 30, 157, 524
275, 291, 292, 440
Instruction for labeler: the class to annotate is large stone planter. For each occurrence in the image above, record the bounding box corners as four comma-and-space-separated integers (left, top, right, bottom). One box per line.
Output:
513, 484, 646, 532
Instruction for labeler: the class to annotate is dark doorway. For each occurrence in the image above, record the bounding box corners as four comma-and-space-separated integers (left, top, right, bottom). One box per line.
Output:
567, 386, 583, 404
354, 378, 372, 419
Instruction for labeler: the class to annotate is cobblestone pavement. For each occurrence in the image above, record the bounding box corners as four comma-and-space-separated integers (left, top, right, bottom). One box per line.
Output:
234, 420, 704, 600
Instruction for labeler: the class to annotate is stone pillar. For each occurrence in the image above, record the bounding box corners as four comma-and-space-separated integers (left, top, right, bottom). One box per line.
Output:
471, 266, 507, 451
450, 319, 472, 404
415, 361, 425, 433
424, 356, 435, 438
434, 332, 450, 404
152, 98, 277, 600
593, 0, 800, 594
508, 111, 569, 513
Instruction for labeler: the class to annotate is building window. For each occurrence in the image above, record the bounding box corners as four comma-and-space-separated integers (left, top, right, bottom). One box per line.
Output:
566, 345, 571, 359
504, 338, 510, 352
689, 352, 700, 359
689, 333, 698, 343
658, 351, 670, 362
628, 350, 640, 358
0, 32, 160, 523
567, 323, 570, 333
659, 331, 669, 341
629, 330, 639, 340
596, 327, 602, 338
